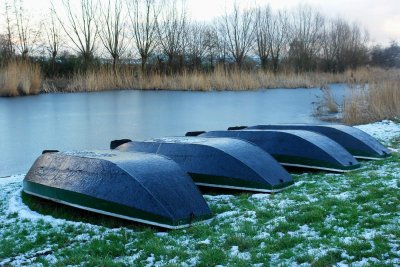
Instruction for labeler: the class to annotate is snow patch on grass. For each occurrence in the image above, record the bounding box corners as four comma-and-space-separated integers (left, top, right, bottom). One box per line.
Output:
229, 246, 251, 260
355, 120, 400, 143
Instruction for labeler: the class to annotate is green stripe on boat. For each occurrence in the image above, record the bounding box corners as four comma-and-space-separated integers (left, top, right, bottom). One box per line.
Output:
24, 181, 212, 229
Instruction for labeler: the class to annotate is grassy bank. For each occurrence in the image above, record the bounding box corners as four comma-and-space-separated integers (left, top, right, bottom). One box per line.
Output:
0, 60, 42, 97
0, 122, 399, 266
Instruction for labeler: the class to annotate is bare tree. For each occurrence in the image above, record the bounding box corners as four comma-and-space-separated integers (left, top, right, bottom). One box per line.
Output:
186, 22, 209, 71
55, 0, 98, 66
156, 0, 187, 73
97, 0, 127, 70
13, 0, 41, 59
321, 19, 337, 72
45, 6, 62, 73
218, 3, 255, 68
346, 22, 369, 69
268, 10, 290, 73
321, 18, 368, 72
1, 1, 15, 61
255, 5, 271, 70
202, 25, 219, 70
128, 0, 159, 73
288, 5, 324, 72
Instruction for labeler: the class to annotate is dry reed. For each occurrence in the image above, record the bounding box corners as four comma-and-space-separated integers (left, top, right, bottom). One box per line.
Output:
0, 60, 42, 96
314, 84, 339, 117
343, 70, 400, 125
65, 66, 386, 93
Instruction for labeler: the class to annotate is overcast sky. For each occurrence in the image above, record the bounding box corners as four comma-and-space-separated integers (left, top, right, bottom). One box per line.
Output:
188, 0, 400, 45
18, 0, 400, 45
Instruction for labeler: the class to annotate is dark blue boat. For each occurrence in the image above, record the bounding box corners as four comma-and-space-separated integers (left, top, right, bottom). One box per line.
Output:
113, 137, 293, 193
239, 124, 390, 160
190, 130, 360, 172
23, 150, 212, 229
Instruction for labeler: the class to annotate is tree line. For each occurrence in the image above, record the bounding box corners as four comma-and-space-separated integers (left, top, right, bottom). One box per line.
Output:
0, 0, 398, 77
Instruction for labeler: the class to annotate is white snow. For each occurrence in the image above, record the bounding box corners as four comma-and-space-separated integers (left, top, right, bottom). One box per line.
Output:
198, 239, 211, 245
0, 174, 25, 185
155, 232, 168, 237
75, 233, 91, 241
8, 188, 82, 227
361, 229, 377, 240
250, 194, 270, 201
355, 120, 400, 143
215, 210, 240, 219
144, 253, 155, 267
334, 192, 352, 200
229, 246, 251, 261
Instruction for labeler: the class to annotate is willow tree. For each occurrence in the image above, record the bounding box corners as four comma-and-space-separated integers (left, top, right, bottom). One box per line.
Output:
13, 0, 41, 59
97, 0, 127, 71
1, 1, 15, 61
45, 7, 62, 74
289, 5, 324, 72
255, 5, 272, 70
186, 22, 209, 71
156, 0, 187, 73
219, 3, 255, 69
128, 0, 159, 73
55, 0, 98, 67
268, 10, 290, 73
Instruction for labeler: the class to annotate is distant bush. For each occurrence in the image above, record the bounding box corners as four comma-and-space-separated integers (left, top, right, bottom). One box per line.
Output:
371, 42, 400, 69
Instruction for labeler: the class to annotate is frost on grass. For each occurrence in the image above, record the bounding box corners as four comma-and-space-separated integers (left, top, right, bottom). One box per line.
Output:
355, 120, 400, 144
0, 121, 400, 266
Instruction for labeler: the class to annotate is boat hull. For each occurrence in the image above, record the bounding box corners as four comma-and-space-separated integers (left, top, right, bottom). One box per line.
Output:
243, 124, 391, 160
23, 150, 212, 229
197, 130, 360, 172
114, 137, 294, 193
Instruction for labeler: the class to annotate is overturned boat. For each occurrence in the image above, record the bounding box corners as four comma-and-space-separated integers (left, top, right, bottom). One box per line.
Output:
189, 130, 360, 172
23, 150, 212, 229
235, 124, 391, 160
113, 137, 293, 193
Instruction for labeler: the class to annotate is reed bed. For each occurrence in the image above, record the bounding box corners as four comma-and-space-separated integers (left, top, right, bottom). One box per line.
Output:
343, 77, 400, 125
2, 62, 397, 104
0, 60, 42, 97
63, 66, 384, 93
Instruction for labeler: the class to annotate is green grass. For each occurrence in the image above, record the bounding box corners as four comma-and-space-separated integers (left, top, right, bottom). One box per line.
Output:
0, 141, 399, 266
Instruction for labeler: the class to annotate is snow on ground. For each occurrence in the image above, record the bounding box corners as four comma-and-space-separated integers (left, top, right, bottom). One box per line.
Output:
0, 120, 399, 266
355, 120, 400, 143
0, 176, 141, 266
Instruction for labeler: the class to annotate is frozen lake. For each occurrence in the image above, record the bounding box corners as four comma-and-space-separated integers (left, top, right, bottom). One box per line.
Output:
0, 85, 347, 177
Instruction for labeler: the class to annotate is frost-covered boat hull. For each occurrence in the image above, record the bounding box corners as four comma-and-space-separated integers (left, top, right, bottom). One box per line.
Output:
23, 151, 212, 229
197, 130, 360, 172
242, 125, 390, 160
114, 137, 293, 192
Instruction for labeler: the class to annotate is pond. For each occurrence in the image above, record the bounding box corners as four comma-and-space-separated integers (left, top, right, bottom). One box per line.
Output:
0, 84, 347, 177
